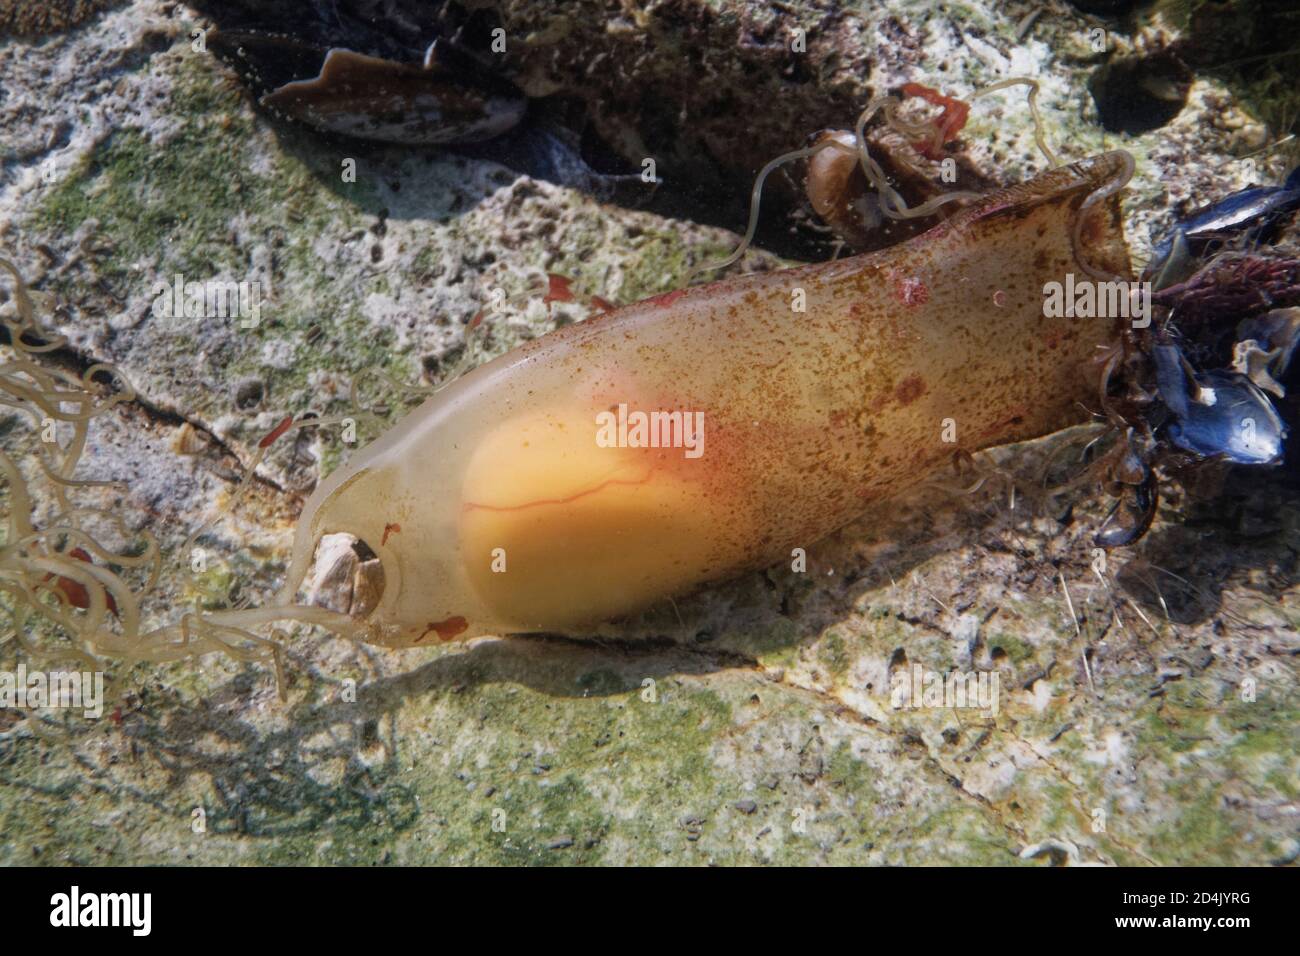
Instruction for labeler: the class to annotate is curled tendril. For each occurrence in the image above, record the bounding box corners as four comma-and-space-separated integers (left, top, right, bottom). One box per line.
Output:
1, 256, 369, 692
851, 95, 983, 221
970, 78, 1060, 169
1070, 149, 1136, 283
688, 144, 828, 281
695, 76, 1062, 278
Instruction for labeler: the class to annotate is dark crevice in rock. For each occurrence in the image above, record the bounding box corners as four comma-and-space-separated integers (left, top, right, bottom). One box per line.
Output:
1088, 49, 1192, 135
188, 0, 879, 261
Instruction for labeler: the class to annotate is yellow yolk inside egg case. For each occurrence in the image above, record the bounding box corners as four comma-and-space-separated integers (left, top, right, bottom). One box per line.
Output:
458, 399, 730, 631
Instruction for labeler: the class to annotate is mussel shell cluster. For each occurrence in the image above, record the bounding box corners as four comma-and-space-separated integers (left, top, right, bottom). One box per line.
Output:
1140, 171, 1300, 469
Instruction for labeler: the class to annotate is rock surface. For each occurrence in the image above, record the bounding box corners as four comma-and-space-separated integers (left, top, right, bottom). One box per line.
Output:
0, 0, 1296, 865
